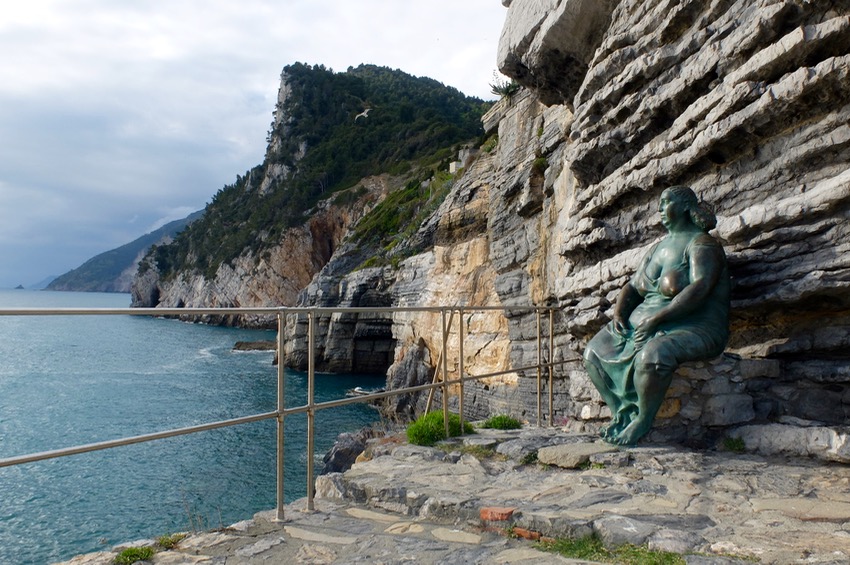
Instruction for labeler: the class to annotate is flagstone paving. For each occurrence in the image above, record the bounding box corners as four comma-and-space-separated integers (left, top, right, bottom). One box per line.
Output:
56, 427, 850, 564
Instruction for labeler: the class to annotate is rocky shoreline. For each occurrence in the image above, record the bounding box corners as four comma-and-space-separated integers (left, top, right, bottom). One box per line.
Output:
57, 426, 850, 564
232, 340, 276, 352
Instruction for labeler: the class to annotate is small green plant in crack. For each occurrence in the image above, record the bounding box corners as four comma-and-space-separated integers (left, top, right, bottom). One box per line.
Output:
482, 134, 499, 153
156, 533, 188, 550
531, 156, 548, 175
579, 460, 606, 470
723, 437, 746, 453
461, 444, 501, 459
490, 75, 520, 99
520, 451, 538, 465
114, 546, 155, 565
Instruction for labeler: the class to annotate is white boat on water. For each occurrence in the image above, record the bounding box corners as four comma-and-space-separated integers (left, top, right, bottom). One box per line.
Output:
346, 386, 385, 397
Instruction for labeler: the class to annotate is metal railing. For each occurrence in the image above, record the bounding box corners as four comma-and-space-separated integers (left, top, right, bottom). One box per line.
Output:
0, 305, 559, 521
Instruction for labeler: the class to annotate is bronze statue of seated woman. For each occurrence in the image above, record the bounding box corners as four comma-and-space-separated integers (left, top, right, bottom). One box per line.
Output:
583, 186, 730, 445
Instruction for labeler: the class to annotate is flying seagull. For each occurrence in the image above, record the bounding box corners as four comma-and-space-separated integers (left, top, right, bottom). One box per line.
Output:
354, 108, 371, 121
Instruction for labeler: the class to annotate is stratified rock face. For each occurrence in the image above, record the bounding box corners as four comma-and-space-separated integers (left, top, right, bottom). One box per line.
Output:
283, 150, 513, 384
488, 0, 850, 439
130, 177, 385, 328
283, 265, 397, 374
498, 0, 620, 107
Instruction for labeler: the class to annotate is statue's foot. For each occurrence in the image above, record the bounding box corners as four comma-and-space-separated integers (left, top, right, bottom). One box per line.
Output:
610, 419, 650, 446
601, 406, 638, 440
600, 417, 626, 441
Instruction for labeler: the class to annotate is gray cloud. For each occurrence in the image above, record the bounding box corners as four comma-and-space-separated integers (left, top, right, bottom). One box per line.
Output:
0, 0, 507, 288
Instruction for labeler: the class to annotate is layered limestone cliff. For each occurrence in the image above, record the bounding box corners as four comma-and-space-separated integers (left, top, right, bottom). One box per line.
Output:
290, 0, 850, 455
482, 0, 850, 449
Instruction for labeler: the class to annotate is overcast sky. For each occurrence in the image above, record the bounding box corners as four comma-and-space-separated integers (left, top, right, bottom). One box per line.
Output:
0, 1, 508, 289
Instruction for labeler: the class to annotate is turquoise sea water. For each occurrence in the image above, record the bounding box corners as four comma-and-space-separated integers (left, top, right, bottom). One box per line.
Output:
0, 290, 385, 564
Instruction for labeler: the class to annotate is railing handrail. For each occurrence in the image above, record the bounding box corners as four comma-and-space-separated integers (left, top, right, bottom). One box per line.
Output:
0, 304, 560, 522
0, 305, 553, 316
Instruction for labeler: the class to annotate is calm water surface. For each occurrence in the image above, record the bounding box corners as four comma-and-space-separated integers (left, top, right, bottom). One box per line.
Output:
0, 290, 384, 564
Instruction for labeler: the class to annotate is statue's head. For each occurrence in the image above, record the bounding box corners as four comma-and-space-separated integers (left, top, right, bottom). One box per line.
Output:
662, 185, 717, 232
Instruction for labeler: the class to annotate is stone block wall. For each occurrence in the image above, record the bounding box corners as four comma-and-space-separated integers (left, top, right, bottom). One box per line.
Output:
426, 346, 850, 461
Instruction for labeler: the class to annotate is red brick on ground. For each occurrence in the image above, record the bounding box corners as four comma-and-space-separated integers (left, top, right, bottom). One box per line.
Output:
479, 506, 517, 521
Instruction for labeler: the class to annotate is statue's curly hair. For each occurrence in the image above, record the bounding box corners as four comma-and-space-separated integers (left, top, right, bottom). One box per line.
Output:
666, 185, 717, 231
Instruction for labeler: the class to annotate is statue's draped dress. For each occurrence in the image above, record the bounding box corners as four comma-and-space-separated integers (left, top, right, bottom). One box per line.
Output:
585, 232, 730, 424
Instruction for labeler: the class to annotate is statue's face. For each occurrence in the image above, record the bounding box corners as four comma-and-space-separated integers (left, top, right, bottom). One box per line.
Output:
659, 189, 686, 231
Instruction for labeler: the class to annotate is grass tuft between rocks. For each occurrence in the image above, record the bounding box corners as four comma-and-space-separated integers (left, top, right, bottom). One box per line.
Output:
538, 533, 685, 564
406, 411, 474, 446
479, 414, 523, 430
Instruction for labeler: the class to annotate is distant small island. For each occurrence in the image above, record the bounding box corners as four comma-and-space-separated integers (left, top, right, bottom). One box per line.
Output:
14, 284, 24, 290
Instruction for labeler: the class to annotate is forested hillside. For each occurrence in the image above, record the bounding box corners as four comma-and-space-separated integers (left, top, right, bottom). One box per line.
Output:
148, 64, 489, 281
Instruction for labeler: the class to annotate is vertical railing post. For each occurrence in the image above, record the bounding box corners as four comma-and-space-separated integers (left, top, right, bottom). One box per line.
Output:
549, 308, 554, 426
275, 311, 286, 522
536, 309, 542, 427
458, 307, 465, 431
441, 308, 450, 438
306, 309, 316, 512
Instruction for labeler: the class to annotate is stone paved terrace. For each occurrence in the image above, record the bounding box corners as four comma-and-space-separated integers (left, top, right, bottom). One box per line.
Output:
57, 427, 850, 564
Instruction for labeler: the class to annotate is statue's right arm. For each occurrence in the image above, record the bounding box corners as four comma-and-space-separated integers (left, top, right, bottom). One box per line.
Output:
612, 282, 641, 334
611, 244, 654, 333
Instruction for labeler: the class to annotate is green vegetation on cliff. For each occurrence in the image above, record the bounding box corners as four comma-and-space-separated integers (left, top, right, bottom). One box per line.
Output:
353, 169, 455, 269
149, 63, 489, 280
